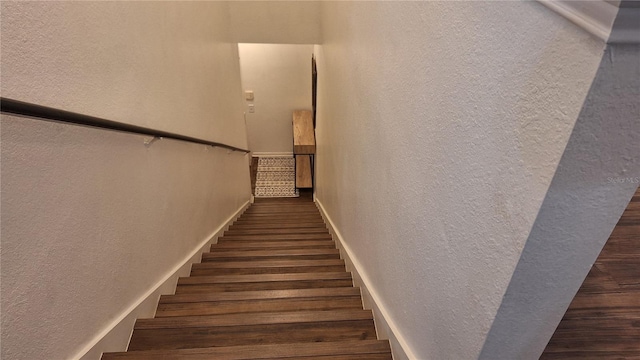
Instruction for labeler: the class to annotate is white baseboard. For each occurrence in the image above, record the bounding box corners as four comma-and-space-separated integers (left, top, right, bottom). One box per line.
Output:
74, 199, 252, 360
315, 199, 417, 360
252, 152, 293, 158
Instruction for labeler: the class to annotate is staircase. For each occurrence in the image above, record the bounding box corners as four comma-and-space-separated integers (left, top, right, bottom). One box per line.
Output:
102, 195, 392, 359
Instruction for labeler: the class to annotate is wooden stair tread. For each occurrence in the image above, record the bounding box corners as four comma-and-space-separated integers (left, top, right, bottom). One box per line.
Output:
211, 240, 336, 251
179, 272, 351, 285
192, 259, 345, 270
202, 254, 340, 263
244, 209, 319, 214
237, 214, 322, 219
128, 322, 377, 351
155, 296, 363, 317
135, 309, 373, 330
204, 248, 339, 258
216, 239, 333, 246
220, 234, 332, 241
175, 280, 353, 293
103, 340, 390, 360
232, 219, 325, 224
160, 287, 362, 304
228, 223, 326, 229
190, 259, 346, 276
224, 228, 328, 235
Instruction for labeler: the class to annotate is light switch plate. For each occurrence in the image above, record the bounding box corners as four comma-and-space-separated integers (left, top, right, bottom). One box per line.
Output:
245, 91, 254, 101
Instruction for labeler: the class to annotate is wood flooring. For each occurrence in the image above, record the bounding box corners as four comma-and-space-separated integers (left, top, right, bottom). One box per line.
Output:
541, 186, 640, 359
102, 196, 391, 359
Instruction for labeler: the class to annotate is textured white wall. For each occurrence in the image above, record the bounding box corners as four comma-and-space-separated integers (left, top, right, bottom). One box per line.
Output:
0, 2, 251, 359
314, 2, 605, 359
1, 1, 247, 148
0, 115, 252, 360
239, 44, 313, 154
228, 1, 321, 44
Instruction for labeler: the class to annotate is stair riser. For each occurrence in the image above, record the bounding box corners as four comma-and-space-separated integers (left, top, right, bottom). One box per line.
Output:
104, 353, 391, 360
175, 279, 353, 293
224, 229, 329, 235
155, 297, 363, 317
241, 209, 319, 214
128, 320, 377, 351
191, 265, 347, 276
211, 244, 337, 252
220, 234, 332, 241
228, 224, 327, 230
202, 255, 341, 263
233, 219, 325, 223
191, 260, 345, 270
213, 240, 335, 246
159, 288, 362, 304
236, 215, 323, 220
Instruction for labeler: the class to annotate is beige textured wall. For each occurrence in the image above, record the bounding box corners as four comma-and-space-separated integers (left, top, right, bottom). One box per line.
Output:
228, 1, 321, 44
314, 1, 605, 358
239, 44, 313, 154
1, 1, 247, 148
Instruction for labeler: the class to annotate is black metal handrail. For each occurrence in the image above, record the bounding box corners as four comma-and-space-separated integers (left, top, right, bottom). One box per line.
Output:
0, 97, 250, 153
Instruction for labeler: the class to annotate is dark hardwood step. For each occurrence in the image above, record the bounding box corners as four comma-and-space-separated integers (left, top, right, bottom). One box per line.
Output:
128, 310, 376, 351
156, 295, 363, 317
244, 209, 319, 214
160, 287, 362, 304
103, 339, 391, 360
224, 228, 329, 236
191, 259, 346, 276
220, 233, 332, 241
137, 309, 373, 330
228, 223, 327, 230
237, 213, 322, 219
234, 217, 324, 224
230, 221, 326, 227
176, 272, 353, 293
128, 318, 378, 350
211, 240, 336, 251
247, 202, 318, 207
202, 249, 340, 262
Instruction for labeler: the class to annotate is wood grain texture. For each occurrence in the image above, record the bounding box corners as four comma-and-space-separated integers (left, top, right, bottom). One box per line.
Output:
159, 287, 362, 304
541, 186, 640, 358
293, 110, 315, 154
103, 340, 390, 360
202, 248, 340, 262
156, 296, 363, 317
102, 195, 391, 359
128, 320, 377, 350
296, 154, 313, 188
211, 239, 336, 251
190, 260, 346, 276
